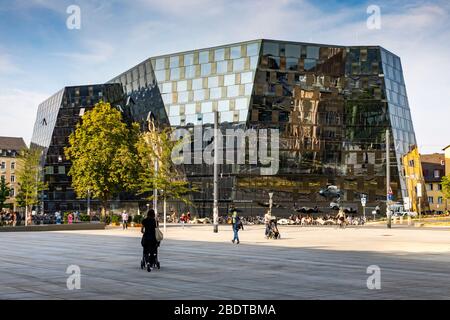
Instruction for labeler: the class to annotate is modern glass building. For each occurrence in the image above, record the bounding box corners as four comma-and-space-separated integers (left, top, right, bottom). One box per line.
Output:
31, 84, 125, 213
107, 39, 419, 216
31, 39, 419, 216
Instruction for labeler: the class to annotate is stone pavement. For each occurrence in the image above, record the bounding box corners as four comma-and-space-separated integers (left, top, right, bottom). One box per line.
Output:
0, 225, 449, 299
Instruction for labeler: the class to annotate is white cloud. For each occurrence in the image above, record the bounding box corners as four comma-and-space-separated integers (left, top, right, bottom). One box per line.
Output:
0, 89, 49, 145
0, 53, 22, 75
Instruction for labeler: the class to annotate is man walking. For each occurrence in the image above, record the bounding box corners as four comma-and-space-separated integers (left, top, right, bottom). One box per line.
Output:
122, 210, 129, 230
231, 211, 241, 244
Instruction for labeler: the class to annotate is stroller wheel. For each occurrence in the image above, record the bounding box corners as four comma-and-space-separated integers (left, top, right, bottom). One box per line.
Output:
147, 264, 152, 272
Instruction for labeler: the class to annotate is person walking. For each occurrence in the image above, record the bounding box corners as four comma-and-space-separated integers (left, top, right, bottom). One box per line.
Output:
67, 212, 73, 224
336, 208, 346, 229
122, 210, 129, 230
264, 210, 272, 238
141, 209, 159, 271
231, 211, 241, 244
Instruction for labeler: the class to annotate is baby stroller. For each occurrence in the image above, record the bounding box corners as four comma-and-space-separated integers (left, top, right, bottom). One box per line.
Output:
267, 218, 281, 239
140, 238, 161, 272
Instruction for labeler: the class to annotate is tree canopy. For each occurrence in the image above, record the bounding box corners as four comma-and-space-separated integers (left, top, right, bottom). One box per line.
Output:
0, 176, 10, 210
15, 148, 47, 211
65, 101, 140, 214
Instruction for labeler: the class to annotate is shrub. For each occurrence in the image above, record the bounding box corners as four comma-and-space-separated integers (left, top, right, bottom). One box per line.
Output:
79, 214, 90, 222
133, 215, 143, 224
111, 215, 120, 224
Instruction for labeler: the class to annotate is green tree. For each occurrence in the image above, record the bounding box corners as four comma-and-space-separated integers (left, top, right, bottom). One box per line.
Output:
137, 121, 192, 208
0, 176, 10, 210
15, 148, 47, 218
442, 175, 450, 200
65, 101, 140, 217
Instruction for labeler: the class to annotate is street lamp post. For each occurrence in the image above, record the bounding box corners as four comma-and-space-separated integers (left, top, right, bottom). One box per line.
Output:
386, 129, 392, 229
213, 111, 219, 233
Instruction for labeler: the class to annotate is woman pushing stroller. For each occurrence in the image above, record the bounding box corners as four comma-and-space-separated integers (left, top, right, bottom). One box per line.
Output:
141, 209, 161, 272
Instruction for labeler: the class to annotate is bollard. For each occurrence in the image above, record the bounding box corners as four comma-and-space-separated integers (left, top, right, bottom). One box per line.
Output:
408, 216, 412, 226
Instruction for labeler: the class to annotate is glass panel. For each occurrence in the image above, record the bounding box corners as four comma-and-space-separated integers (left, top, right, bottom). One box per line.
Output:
170, 56, 179, 68
210, 87, 222, 99
184, 53, 194, 66
286, 58, 298, 71
178, 91, 189, 103
177, 80, 187, 91
217, 61, 228, 74
247, 43, 259, 56
203, 112, 215, 124
306, 46, 319, 59
221, 111, 234, 122
155, 70, 166, 82
285, 44, 300, 58
194, 89, 205, 101
239, 109, 248, 121
304, 59, 316, 71
201, 101, 213, 113
185, 65, 196, 79
192, 78, 203, 90
161, 82, 172, 93
199, 51, 209, 64
233, 58, 245, 72
201, 63, 212, 77
218, 100, 230, 112
186, 114, 198, 125
155, 58, 165, 70
244, 83, 253, 95
250, 56, 259, 69
208, 76, 219, 88
230, 46, 241, 59
170, 105, 180, 116
263, 42, 279, 56
227, 85, 239, 97
224, 74, 235, 86
241, 71, 253, 84
215, 48, 225, 61
169, 116, 181, 126
235, 97, 248, 110
170, 68, 180, 80
185, 103, 196, 115
162, 93, 172, 104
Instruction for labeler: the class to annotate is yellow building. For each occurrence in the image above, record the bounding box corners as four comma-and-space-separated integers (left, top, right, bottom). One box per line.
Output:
402, 146, 428, 213
0, 137, 27, 211
444, 145, 450, 176
421, 153, 446, 214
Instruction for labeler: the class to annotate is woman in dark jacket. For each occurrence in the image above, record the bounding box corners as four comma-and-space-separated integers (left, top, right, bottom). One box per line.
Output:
141, 209, 159, 271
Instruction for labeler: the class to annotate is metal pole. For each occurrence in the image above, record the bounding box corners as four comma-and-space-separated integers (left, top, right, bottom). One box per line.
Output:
163, 197, 167, 234
87, 189, 91, 217
213, 111, 219, 233
154, 160, 158, 218
386, 129, 391, 229
418, 197, 421, 222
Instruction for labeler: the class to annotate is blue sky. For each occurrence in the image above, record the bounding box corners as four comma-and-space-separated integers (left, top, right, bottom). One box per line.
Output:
0, 0, 449, 154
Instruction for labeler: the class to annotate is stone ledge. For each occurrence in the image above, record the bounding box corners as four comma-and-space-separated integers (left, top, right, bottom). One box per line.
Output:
0, 223, 106, 232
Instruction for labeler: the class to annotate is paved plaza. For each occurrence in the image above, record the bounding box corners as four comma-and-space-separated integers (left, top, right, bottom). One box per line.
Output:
0, 225, 449, 299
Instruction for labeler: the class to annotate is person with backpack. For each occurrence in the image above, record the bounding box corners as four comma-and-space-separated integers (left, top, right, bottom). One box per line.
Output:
231, 211, 241, 244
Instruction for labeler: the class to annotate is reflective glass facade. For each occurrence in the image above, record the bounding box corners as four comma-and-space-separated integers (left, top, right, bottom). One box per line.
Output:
109, 40, 418, 216
31, 84, 124, 213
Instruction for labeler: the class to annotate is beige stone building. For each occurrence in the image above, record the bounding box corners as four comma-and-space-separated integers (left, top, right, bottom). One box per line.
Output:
421, 153, 446, 214
0, 137, 27, 211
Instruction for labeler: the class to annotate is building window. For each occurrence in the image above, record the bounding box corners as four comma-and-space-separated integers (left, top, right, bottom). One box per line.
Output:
0, 162, 5, 170
428, 196, 434, 204
434, 170, 440, 178
428, 183, 433, 191
437, 197, 443, 204
10, 188, 15, 197
11, 162, 15, 170
438, 184, 443, 191
10, 175, 15, 183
